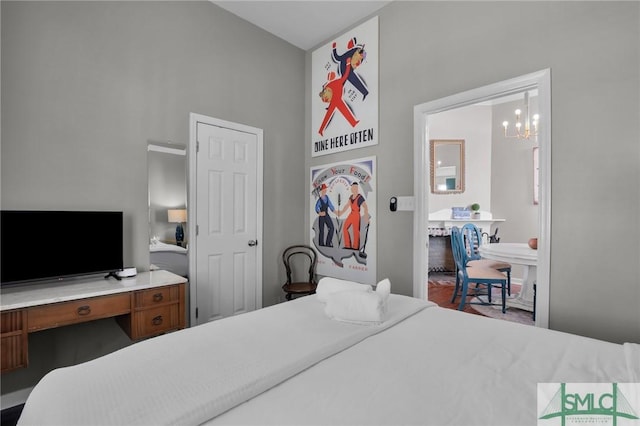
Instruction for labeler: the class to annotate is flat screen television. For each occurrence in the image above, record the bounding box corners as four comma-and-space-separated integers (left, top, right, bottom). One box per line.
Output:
1, 210, 124, 286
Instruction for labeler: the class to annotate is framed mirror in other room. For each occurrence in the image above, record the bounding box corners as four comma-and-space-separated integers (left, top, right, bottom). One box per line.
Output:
430, 139, 465, 194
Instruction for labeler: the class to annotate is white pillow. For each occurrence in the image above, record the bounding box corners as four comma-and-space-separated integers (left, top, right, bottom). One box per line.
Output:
316, 277, 372, 303
376, 278, 391, 300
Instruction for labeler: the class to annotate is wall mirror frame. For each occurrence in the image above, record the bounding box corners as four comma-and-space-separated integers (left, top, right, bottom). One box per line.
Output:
147, 141, 189, 278
147, 142, 188, 246
429, 139, 465, 194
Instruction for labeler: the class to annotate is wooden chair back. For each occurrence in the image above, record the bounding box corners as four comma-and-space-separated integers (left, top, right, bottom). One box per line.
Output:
282, 245, 318, 300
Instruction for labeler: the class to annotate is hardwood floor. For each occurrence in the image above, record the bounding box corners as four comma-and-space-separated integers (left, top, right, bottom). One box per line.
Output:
427, 274, 484, 316
428, 274, 534, 327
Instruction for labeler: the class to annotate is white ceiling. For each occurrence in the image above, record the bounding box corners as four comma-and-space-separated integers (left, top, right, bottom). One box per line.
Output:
210, 1, 393, 51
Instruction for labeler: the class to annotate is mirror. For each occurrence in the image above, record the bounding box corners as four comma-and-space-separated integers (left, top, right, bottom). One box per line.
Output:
147, 142, 189, 278
430, 139, 465, 194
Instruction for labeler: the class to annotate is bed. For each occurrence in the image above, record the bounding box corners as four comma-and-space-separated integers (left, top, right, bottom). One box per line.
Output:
149, 240, 188, 277
17, 279, 639, 426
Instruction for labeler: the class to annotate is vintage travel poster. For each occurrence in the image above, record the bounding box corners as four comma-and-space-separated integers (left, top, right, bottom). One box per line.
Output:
310, 156, 376, 284
311, 16, 378, 157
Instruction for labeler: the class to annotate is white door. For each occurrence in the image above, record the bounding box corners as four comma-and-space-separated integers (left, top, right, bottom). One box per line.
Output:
189, 114, 263, 325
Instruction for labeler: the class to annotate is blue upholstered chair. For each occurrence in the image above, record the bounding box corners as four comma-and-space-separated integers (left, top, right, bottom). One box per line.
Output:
450, 226, 508, 313
461, 223, 512, 296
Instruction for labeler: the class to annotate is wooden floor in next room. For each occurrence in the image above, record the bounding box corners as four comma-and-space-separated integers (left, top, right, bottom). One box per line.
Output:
428, 272, 483, 316
428, 272, 535, 326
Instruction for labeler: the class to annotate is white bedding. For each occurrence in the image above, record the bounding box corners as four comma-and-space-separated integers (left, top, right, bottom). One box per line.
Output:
17, 292, 639, 426
210, 307, 640, 425
18, 294, 431, 426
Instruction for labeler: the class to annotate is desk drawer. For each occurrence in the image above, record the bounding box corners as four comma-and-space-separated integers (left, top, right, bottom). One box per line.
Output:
27, 294, 131, 331
1, 310, 28, 372
134, 285, 181, 308
133, 305, 181, 338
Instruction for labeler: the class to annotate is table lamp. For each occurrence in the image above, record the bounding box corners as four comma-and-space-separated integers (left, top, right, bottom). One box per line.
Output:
167, 209, 187, 247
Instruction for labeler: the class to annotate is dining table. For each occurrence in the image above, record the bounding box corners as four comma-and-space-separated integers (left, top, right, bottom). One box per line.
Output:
478, 242, 537, 312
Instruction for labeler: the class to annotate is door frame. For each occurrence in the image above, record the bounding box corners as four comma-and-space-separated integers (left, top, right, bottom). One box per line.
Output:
188, 113, 264, 326
413, 69, 551, 328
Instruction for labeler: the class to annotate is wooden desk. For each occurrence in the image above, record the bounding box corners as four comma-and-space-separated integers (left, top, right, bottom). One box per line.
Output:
0, 270, 187, 373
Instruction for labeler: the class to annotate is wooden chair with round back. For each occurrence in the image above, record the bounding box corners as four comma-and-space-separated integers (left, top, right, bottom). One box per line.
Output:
282, 245, 318, 301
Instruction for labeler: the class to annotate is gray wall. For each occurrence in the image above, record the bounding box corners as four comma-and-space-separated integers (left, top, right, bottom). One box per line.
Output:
305, 1, 639, 344
1, 1, 304, 396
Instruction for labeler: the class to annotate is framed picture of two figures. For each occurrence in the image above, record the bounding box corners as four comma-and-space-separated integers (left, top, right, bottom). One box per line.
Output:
310, 17, 378, 284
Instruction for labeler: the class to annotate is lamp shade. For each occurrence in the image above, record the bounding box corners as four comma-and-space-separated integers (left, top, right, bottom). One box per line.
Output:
167, 209, 187, 223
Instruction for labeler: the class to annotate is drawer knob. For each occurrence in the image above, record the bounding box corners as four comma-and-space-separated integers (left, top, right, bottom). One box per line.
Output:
152, 315, 163, 326
77, 305, 91, 316
152, 293, 164, 303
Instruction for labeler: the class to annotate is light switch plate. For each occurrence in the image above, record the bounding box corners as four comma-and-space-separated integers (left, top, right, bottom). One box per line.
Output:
396, 196, 415, 211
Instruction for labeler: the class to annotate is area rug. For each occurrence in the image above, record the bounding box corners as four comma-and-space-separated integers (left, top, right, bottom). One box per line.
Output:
469, 296, 534, 326
428, 277, 534, 326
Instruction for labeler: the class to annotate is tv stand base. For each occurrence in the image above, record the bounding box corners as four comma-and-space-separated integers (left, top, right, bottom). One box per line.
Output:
104, 271, 122, 280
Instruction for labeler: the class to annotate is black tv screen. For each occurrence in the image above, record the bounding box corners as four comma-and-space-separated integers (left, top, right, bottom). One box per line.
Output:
1, 210, 124, 285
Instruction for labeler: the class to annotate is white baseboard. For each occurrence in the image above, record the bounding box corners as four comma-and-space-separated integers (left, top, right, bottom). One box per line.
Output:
1, 386, 33, 410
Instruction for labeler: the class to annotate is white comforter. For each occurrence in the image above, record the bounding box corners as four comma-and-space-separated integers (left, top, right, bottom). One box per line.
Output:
18, 294, 431, 426
211, 307, 640, 426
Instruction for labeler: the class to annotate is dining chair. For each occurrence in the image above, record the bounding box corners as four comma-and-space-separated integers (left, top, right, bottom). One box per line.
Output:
450, 226, 508, 313
282, 245, 318, 301
461, 223, 512, 296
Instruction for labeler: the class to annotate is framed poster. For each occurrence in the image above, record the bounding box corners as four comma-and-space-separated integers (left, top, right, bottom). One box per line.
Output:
310, 156, 376, 284
311, 16, 378, 157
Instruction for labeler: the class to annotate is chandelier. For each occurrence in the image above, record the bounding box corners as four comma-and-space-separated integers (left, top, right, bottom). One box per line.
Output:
502, 91, 539, 140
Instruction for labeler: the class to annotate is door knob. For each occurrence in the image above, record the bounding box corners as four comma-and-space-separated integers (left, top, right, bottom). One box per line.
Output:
248, 240, 258, 247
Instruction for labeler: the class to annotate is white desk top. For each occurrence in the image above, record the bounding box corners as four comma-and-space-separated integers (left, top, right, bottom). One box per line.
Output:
0, 270, 187, 311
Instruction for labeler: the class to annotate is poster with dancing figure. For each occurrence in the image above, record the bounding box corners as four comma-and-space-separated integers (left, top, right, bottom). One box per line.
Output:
311, 16, 378, 157
310, 156, 376, 284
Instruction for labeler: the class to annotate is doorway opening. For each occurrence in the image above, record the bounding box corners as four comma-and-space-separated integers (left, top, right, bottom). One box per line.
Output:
413, 69, 551, 328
